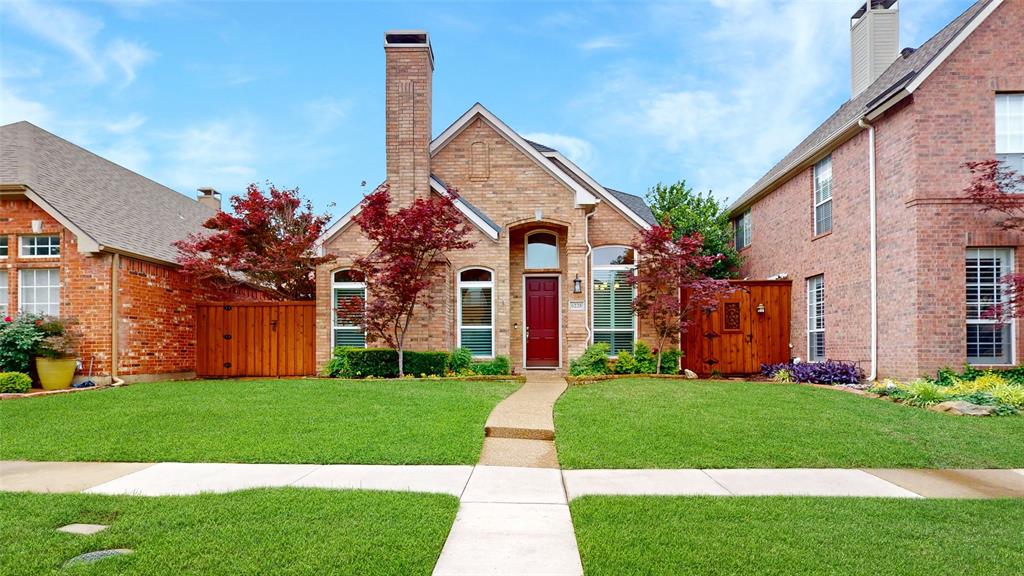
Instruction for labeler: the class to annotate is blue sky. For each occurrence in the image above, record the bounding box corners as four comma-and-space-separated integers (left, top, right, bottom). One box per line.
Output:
1, 0, 973, 217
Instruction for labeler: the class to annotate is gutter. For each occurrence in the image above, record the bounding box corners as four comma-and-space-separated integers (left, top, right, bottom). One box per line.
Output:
858, 118, 879, 381
111, 253, 120, 381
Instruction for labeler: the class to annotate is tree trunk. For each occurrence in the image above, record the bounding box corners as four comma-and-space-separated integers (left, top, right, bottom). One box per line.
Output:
397, 346, 404, 378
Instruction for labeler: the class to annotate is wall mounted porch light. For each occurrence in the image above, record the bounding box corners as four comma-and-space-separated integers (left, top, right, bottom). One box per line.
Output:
573, 274, 582, 294
756, 303, 766, 314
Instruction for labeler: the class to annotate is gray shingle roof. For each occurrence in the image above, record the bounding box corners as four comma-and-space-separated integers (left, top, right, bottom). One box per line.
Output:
0, 121, 214, 264
605, 188, 657, 226
527, 140, 657, 226
729, 0, 993, 213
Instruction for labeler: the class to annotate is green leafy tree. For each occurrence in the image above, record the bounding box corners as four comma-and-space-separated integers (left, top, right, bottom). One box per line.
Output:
645, 181, 741, 279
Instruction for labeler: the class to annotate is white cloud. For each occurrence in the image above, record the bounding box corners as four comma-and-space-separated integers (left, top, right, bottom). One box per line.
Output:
160, 119, 259, 193
107, 38, 156, 87
3, 0, 157, 86
580, 36, 627, 51
303, 97, 352, 133
0, 88, 53, 126
104, 113, 147, 134
521, 132, 593, 166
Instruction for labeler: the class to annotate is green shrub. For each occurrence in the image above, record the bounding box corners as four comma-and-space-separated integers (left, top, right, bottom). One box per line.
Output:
0, 372, 32, 394
471, 356, 512, 376
448, 347, 473, 373
0, 315, 45, 373
633, 342, 658, 374
570, 343, 611, 376
771, 368, 792, 383
403, 351, 449, 377
612, 351, 638, 374
657, 348, 682, 375
905, 380, 948, 406
324, 348, 452, 378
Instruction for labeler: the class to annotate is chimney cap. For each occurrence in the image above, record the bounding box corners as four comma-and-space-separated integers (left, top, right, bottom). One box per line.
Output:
197, 187, 220, 197
384, 30, 433, 68
852, 0, 897, 22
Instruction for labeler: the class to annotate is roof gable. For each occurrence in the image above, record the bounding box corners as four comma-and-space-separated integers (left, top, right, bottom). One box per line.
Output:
728, 0, 1001, 214
0, 121, 214, 264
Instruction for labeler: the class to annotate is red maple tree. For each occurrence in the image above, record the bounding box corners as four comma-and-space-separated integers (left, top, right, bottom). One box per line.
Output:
338, 184, 474, 376
630, 223, 733, 373
965, 160, 1024, 319
175, 183, 334, 300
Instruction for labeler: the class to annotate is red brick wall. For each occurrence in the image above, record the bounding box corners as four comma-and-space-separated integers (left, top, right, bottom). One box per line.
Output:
2, 195, 266, 381
739, 0, 1024, 378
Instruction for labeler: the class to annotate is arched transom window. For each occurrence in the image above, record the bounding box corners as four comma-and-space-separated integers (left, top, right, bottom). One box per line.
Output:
332, 269, 366, 348
458, 268, 494, 358
526, 231, 558, 269
592, 246, 637, 357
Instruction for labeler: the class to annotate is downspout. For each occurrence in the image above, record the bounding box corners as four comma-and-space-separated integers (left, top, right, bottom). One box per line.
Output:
110, 253, 121, 385
858, 118, 878, 381
584, 207, 596, 344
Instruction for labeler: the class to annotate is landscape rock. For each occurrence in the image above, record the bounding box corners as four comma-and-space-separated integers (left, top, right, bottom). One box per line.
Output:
683, 369, 698, 379
928, 401, 996, 416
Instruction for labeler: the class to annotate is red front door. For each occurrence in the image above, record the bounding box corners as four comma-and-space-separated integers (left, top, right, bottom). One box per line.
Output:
526, 277, 559, 367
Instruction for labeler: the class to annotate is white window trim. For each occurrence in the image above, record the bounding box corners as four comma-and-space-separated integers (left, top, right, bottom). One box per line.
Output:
591, 245, 638, 359
18, 235, 61, 259
525, 229, 560, 270
735, 210, 751, 250
18, 268, 60, 316
331, 269, 366, 348
457, 267, 495, 359
0, 270, 8, 316
807, 275, 825, 362
813, 156, 833, 236
966, 247, 1016, 366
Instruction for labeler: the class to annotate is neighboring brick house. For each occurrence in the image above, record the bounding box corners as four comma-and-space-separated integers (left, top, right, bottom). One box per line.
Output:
0, 121, 261, 384
728, 0, 1023, 379
317, 31, 657, 373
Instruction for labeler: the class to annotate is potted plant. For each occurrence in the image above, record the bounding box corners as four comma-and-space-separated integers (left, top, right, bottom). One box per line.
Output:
33, 317, 80, 390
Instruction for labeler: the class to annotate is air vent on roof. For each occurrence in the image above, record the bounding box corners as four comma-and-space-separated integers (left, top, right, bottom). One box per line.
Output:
900, 47, 916, 58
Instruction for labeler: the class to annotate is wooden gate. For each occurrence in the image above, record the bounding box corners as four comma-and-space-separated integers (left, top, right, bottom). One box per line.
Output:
681, 280, 791, 376
196, 301, 316, 377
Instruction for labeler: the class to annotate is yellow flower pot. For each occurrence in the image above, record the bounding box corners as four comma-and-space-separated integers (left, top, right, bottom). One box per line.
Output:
36, 357, 77, 390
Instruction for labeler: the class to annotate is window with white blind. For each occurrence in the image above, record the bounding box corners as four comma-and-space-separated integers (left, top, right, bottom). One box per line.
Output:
996, 93, 1024, 178
813, 156, 833, 235
0, 271, 8, 316
19, 268, 60, 316
807, 275, 825, 362
734, 210, 751, 249
332, 269, 366, 348
592, 246, 636, 356
0, 236, 8, 258
20, 235, 60, 258
458, 268, 494, 358
967, 248, 1013, 365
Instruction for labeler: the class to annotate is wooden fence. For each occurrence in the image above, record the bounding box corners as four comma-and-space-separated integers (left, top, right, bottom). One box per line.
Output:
681, 280, 791, 376
196, 301, 316, 378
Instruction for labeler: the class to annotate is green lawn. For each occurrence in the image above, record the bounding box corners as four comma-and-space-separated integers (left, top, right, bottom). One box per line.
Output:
555, 379, 1024, 469
0, 488, 458, 575
0, 379, 518, 464
571, 496, 1024, 576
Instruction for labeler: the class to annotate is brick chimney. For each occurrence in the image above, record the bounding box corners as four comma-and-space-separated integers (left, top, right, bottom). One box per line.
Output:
196, 187, 221, 211
850, 0, 899, 98
384, 30, 433, 205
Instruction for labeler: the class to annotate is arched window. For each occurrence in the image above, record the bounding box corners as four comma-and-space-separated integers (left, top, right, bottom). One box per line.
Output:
332, 268, 366, 348
526, 231, 558, 269
458, 268, 494, 358
592, 246, 637, 357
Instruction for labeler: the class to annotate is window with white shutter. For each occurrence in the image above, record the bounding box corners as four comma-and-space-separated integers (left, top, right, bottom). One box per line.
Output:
592, 246, 636, 357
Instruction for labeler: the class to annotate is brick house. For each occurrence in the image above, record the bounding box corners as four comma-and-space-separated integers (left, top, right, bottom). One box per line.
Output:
317, 31, 658, 373
0, 121, 260, 384
728, 0, 1023, 379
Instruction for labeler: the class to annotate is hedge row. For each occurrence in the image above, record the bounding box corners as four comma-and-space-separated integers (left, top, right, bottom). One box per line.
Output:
324, 347, 512, 379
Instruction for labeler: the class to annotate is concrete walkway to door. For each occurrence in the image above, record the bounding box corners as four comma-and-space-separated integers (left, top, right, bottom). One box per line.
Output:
478, 372, 566, 469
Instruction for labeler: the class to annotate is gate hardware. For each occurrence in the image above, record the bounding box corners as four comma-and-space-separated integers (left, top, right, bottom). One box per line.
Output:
223, 334, 232, 340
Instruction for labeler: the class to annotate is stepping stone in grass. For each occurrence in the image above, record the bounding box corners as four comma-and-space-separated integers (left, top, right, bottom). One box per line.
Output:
57, 523, 109, 535
64, 549, 133, 567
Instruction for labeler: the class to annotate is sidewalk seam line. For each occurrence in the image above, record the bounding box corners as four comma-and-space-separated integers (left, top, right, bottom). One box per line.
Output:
700, 469, 734, 495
